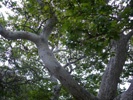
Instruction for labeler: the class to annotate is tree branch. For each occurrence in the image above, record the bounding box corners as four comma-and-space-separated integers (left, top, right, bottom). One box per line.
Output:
36, 0, 58, 39
0, 24, 39, 43
113, 80, 133, 100
120, 80, 133, 100
63, 56, 86, 68
37, 41, 98, 100
42, 16, 58, 39
105, 0, 110, 4
98, 34, 129, 100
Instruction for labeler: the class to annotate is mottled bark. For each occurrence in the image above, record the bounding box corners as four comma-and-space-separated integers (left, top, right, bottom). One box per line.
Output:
0, 17, 98, 100
98, 32, 133, 100
0, 7, 133, 99
36, 39, 98, 100
114, 80, 133, 100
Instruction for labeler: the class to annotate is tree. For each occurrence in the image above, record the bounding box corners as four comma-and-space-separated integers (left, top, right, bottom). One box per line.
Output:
0, 0, 133, 100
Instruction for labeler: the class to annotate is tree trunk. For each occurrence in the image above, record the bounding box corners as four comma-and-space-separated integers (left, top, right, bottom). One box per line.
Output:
36, 38, 98, 100
98, 34, 130, 100
1, 19, 133, 100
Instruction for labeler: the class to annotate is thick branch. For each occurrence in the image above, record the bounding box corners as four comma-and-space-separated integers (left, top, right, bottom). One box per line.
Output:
119, 80, 133, 100
98, 34, 129, 100
42, 16, 58, 39
114, 80, 133, 100
36, 0, 58, 39
0, 24, 39, 43
36, 39, 98, 100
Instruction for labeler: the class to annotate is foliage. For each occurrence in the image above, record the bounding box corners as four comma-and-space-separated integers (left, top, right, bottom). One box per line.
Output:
0, 0, 133, 99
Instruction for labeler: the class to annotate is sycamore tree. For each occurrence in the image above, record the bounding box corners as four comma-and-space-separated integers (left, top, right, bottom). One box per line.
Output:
0, 0, 133, 100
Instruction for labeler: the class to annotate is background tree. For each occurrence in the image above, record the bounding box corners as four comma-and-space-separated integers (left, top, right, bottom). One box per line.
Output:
0, 0, 133, 100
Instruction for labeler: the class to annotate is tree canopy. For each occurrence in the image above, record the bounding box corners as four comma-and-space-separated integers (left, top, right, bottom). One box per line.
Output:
0, 0, 133, 100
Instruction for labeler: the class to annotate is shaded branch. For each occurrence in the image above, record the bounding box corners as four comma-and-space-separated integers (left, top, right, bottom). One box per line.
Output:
37, 41, 98, 100
114, 80, 133, 100
105, 0, 110, 4
64, 56, 86, 68
53, 49, 68, 53
98, 34, 129, 100
0, 24, 39, 43
36, 0, 58, 39
42, 16, 58, 39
